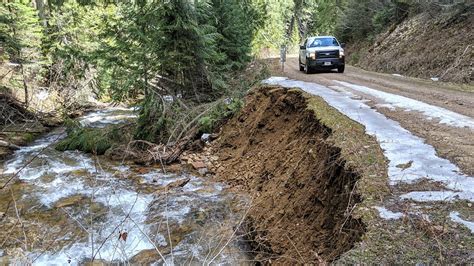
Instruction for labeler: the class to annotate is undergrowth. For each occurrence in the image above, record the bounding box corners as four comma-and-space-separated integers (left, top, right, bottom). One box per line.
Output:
197, 61, 269, 134
198, 98, 243, 134
56, 119, 129, 155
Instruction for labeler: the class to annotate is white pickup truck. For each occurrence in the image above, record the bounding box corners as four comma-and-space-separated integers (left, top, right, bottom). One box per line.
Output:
299, 36, 345, 74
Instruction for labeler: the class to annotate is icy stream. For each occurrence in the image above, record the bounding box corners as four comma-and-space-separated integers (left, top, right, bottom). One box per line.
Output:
0, 108, 250, 265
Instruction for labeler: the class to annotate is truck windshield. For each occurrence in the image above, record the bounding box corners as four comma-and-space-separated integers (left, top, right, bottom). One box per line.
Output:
309, 38, 339, 47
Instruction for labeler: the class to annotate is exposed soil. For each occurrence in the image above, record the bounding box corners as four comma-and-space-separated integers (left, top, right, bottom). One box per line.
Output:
257, 59, 474, 263
272, 57, 474, 176
211, 86, 367, 263
347, 11, 474, 84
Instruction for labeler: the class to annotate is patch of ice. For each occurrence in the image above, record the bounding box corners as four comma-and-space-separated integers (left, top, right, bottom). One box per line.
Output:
333, 80, 474, 129
449, 211, 474, 233
265, 76, 289, 83
374, 206, 404, 220
264, 77, 474, 202
400, 191, 473, 202
392, 74, 404, 77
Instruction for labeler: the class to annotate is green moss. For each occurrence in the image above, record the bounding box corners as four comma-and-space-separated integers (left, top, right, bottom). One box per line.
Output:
23, 132, 36, 143
56, 125, 127, 155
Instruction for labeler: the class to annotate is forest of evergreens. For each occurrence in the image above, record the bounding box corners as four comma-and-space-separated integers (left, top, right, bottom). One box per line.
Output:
1, 0, 469, 143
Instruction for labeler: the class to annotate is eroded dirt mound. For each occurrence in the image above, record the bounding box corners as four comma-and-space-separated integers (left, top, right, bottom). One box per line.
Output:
213, 86, 365, 263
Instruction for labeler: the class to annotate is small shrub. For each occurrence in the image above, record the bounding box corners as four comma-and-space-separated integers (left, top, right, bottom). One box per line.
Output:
198, 98, 244, 134
350, 52, 361, 65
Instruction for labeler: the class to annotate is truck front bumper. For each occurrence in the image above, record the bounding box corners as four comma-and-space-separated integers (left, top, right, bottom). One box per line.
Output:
307, 57, 345, 68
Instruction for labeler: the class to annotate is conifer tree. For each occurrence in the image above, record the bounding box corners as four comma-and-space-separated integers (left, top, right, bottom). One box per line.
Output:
0, 1, 43, 106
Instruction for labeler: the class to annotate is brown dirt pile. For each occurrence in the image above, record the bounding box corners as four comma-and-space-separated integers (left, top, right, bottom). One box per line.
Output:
213, 86, 365, 263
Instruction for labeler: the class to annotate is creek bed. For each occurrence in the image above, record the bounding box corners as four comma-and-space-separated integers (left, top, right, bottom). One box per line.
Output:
0, 108, 251, 265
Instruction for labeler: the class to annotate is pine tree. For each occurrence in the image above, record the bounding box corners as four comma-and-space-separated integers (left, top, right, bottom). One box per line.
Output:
0, 1, 43, 106
209, 0, 261, 69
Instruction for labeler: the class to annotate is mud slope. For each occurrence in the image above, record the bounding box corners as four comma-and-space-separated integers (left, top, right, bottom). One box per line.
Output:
213, 86, 388, 263
348, 11, 473, 84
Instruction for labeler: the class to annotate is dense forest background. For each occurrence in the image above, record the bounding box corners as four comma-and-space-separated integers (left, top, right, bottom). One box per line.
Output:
1, 0, 471, 143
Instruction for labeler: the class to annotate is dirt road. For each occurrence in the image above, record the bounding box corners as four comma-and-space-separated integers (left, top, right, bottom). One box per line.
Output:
271, 56, 474, 175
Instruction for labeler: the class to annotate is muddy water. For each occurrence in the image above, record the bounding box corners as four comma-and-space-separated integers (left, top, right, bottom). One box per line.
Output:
0, 108, 251, 265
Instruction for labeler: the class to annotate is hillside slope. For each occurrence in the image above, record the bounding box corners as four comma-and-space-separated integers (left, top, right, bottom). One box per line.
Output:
348, 11, 473, 84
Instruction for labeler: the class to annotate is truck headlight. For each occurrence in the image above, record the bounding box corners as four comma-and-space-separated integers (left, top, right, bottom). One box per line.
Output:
310, 52, 316, 60
339, 49, 345, 58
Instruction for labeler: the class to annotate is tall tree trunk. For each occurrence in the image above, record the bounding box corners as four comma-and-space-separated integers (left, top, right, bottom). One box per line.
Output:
297, 16, 305, 40
286, 15, 295, 44
20, 59, 29, 107
34, 0, 47, 27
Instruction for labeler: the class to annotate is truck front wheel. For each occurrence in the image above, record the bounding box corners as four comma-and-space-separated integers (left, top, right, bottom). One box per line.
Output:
337, 65, 345, 73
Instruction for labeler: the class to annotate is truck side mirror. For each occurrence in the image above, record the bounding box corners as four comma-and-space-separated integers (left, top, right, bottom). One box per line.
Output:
300, 45, 305, 50
341, 43, 346, 48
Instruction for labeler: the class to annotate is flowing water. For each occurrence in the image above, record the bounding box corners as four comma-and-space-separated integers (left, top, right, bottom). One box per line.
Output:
0, 108, 251, 265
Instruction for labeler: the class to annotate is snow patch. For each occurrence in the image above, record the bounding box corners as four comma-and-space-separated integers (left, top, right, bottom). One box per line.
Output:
374, 206, 404, 220
333, 80, 474, 129
449, 212, 474, 233
400, 191, 473, 202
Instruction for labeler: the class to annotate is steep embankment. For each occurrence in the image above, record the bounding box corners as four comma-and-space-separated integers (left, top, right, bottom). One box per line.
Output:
210, 86, 389, 263
348, 11, 473, 84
